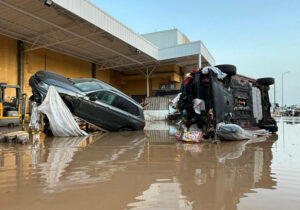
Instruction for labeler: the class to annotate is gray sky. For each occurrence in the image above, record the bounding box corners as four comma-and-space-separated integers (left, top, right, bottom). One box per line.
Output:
91, 0, 300, 106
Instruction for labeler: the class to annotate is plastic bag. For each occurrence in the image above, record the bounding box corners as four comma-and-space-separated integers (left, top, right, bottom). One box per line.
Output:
193, 98, 205, 114
172, 93, 181, 105
176, 131, 204, 143
38, 86, 87, 137
216, 123, 252, 140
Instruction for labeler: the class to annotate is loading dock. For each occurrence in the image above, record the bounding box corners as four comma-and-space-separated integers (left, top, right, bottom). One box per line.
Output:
0, 0, 215, 103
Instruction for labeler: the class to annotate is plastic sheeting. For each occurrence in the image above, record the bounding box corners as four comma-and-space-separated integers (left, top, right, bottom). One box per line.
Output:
172, 93, 181, 105
201, 66, 227, 80
37, 86, 87, 137
216, 123, 269, 141
193, 98, 205, 114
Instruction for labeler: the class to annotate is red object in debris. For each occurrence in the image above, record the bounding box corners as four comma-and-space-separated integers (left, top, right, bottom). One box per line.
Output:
238, 100, 246, 105
183, 77, 191, 85
191, 68, 201, 73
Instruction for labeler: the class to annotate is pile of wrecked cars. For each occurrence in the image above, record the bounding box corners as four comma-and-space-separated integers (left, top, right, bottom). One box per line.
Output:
29, 70, 145, 134
171, 64, 278, 141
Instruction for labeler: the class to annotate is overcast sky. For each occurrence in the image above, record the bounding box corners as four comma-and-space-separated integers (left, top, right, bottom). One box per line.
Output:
91, 0, 300, 106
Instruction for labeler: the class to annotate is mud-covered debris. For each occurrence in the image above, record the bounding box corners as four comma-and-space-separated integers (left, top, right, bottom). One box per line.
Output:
4, 131, 29, 144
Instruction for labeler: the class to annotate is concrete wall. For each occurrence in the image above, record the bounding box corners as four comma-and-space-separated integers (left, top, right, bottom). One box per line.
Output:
142, 29, 190, 49
24, 48, 92, 97
0, 34, 18, 97
0, 34, 92, 98
117, 64, 183, 96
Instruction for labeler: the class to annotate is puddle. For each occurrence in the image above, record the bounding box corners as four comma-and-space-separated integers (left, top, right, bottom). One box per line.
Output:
0, 117, 299, 209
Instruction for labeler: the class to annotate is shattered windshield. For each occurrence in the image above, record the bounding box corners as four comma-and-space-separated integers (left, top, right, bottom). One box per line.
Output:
71, 78, 105, 92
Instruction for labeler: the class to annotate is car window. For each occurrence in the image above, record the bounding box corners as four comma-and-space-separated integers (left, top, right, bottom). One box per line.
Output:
89, 91, 139, 116
71, 79, 105, 92
71, 78, 120, 93
97, 91, 116, 105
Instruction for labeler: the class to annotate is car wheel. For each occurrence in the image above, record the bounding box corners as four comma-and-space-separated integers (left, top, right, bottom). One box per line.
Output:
257, 77, 274, 86
214, 64, 237, 77
43, 116, 53, 136
260, 124, 278, 133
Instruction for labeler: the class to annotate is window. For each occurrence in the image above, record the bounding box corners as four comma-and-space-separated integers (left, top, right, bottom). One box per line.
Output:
159, 83, 177, 90
88, 91, 139, 116
160, 84, 168, 90
169, 83, 176, 90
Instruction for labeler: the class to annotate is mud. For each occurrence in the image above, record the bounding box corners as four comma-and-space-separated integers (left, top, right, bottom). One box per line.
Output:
0, 117, 299, 210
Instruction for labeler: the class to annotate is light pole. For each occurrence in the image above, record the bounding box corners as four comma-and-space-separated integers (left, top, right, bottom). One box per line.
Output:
282, 71, 290, 109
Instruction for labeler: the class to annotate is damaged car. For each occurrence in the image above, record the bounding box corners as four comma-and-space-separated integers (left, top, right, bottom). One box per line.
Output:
29, 70, 145, 132
176, 65, 278, 137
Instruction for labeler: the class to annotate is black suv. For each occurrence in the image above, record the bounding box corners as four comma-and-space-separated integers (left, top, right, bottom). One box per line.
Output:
29, 70, 145, 132
177, 65, 277, 136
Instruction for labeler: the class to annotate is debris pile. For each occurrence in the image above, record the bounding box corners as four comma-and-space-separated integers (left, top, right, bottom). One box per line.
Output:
168, 65, 277, 142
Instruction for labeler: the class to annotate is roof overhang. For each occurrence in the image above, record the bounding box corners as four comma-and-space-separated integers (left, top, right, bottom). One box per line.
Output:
0, 0, 215, 72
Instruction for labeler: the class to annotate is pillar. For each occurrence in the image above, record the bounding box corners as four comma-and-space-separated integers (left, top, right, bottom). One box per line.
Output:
92, 63, 96, 78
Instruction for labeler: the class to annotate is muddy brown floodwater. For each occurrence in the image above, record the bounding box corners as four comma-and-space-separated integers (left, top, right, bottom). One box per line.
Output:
0, 117, 300, 210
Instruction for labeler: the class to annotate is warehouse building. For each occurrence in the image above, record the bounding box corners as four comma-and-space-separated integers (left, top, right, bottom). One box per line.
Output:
0, 0, 215, 101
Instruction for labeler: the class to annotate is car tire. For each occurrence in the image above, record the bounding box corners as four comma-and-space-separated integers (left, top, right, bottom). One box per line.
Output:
214, 64, 237, 77
260, 124, 278, 133
257, 77, 274, 86
43, 116, 53, 136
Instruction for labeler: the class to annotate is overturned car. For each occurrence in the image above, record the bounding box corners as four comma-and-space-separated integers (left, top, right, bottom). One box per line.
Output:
176, 65, 277, 137
29, 70, 145, 132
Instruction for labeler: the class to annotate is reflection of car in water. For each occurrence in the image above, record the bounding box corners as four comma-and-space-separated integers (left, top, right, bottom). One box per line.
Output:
40, 131, 146, 193
177, 65, 278, 136
26, 127, 278, 208
29, 70, 145, 132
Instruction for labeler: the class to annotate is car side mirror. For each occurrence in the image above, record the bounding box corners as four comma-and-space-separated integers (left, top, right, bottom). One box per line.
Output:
89, 95, 97, 101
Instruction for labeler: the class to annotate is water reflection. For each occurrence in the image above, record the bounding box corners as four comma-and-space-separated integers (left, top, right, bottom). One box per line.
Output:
39, 131, 146, 193
0, 125, 283, 210
128, 133, 277, 210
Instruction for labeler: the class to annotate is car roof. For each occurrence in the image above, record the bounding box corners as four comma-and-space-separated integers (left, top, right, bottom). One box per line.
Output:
72, 78, 142, 108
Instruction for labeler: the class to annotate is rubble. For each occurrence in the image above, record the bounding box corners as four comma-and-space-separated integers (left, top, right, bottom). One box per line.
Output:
4, 131, 29, 144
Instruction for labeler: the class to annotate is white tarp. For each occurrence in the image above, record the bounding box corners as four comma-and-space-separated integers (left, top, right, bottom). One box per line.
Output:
201, 66, 227, 79
37, 86, 87, 137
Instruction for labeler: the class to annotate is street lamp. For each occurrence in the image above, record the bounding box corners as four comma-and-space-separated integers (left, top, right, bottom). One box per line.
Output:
282, 71, 290, 109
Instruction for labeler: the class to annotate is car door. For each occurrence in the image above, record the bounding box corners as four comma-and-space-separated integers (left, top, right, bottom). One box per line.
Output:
72, 92, 109, 128
94, 91, 130, 131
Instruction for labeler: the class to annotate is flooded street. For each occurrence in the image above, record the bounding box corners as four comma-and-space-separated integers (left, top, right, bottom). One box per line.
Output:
0, 117, 300, 210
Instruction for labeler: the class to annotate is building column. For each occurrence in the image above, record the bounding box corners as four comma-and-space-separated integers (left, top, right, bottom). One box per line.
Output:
198, 54, 202, 69
17, 40, 24, 96
146, 68, 150, 97
92, 63, 96, 78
